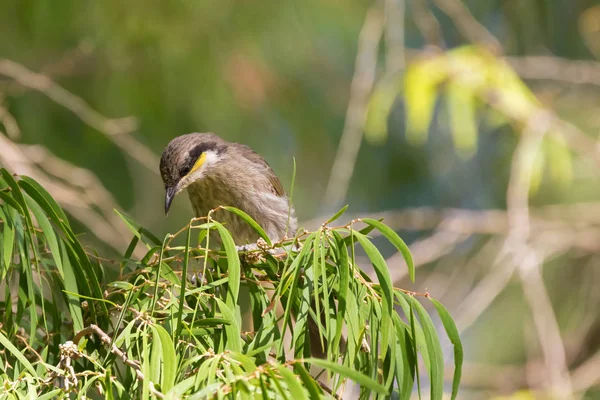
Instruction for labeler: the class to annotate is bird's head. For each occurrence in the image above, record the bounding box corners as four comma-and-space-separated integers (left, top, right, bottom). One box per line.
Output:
159, 133, 228, 214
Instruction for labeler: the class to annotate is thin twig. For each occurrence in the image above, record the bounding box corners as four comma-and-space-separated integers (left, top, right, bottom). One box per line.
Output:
0, 59, 158, 173
323, 7, 384, 208
73, 325, 165, 399
432, 0, 502, 52
506, 112, 573, 399
506, 55, 600, 88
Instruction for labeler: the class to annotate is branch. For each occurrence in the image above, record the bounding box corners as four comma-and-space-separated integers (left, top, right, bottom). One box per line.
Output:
0, 59, 159, 173
72, 325, 164, 398
323, 7, 384, 208
431, 0, 501, 52
506, 112, 573, 398
505, 55, 600, 88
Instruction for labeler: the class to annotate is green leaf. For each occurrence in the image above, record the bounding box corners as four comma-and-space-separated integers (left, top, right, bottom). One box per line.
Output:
36, 390, 63, 400
404, 59, 447, 145
0, 208, 15, 272
341, 220, 382, 247
292, 363, 322, 398
365, 78, 401, 145
19, 176, 69, 225
24, 196, 62, 276
361, 218, 415, 282
215, 298, 242, 352
409, 296, 444, 400
305, 358, 388, 395
325, 205, 349, 225
0, 191, 24, 214
445, 82, 478, 158
222, 206, 271, 246
353, 231, 393, 360
0, 330, 37, 376
430, 298, 462, 400
331, 231, 349, 357
114, 209, 162, 247
392, 313, 416, 400
166, 376, 196, 397
60, 242, 84, 333
152, 324, 177, 392
213, 221, 240, 312
175, 223, 192, 345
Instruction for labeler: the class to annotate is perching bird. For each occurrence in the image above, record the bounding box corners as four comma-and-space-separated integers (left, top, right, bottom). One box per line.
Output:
159, 133, 297, 244
160, 133, 335, 359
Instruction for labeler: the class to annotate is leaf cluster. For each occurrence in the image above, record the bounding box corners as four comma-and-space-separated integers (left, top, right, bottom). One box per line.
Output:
0, 169, 462, 399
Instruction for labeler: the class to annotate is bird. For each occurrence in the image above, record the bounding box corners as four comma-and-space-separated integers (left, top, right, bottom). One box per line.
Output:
160, 133, 335, 359
159, 133, 297, 245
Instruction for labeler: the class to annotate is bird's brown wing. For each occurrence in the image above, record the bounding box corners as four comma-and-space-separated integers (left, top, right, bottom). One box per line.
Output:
237, 144, 286, 197
267, 173, 285, 197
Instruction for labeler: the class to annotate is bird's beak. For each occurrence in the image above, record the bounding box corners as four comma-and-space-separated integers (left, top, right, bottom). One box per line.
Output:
165, 186, 177, 215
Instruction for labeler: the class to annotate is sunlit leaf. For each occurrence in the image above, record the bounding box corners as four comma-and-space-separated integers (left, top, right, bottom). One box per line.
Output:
430, 298, 463, 400
445, 81, 478, 158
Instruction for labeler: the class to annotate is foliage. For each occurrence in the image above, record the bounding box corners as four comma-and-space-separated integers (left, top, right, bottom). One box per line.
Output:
365, 46, 573, 192
0, 168, 462, 399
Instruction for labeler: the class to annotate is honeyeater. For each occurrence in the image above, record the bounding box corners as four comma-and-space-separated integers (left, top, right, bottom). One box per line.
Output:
159, 133, 334, 358
159, 132, 297, 244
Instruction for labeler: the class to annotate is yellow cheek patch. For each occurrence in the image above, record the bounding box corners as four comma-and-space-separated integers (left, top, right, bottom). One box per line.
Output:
188, 152, 207, 176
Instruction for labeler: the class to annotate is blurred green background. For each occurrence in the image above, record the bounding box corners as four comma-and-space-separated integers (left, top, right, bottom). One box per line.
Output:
2, 0, 600, 398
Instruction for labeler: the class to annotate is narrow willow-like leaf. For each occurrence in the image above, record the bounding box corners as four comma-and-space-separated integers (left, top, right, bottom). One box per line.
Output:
409, 301, 422, 399
268, 369, 294, 400
214, 221, 240, 310
142, 329, 150, 399
353, 231, 393, 360
149, 325, 163, 384
1, 170, 29, 222
37, 389, 63, 400
395, 292, 431, 370
365, 78, 400, 145
361, 218, 415, 282
341, 221, 382, 247
291, 269, 312, 359
175, 223, 192, 345
409, 297, 444, 400
278, 257, 304, 357
0, 207, 15, 273
446, 81, 478, 158
19, 180, 68, 234
404, 59, 446, 145
292, 363, 322, 398
167, 376, 197, 397
0, 191, 24, 214
276, 365, 308, 400
152, 324, 177, 392
24, 196, 62, 276
430, 297, 462, 400
215, 298, 242, 352
325, 205, 349, 225
331, 231, 349, 358
392, 313, 416, 400
222, 206, 271, 246
114, 209, 162, 247
60, 241, 84, 333
305, 358, 388, 395
19, 176, 69, 225
278, 232, 317, 355
150, 235, 170, 317
315, 229, 329, 353
0, 330, 37, 376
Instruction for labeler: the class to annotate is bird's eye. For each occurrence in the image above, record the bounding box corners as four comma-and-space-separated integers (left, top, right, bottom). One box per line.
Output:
179, 165, 191, 177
